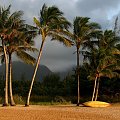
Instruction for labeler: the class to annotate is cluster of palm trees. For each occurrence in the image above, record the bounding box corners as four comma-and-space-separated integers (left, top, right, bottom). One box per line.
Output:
0, 5, 37, 106
0, 4, 120, 107
83, 30, 120, 101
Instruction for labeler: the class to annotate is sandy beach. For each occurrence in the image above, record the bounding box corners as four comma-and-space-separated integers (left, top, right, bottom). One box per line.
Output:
0, 105, 120, 120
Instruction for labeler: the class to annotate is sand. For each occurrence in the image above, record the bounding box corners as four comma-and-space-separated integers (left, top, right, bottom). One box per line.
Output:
0, 105, 120, 120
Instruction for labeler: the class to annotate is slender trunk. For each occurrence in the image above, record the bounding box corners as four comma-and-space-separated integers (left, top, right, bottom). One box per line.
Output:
95, 77, 100, 101
2, 43, 9, 106
25, 40, 45, 106
77, 47, 80, 106
9, 53, 15, 106
92, 76, 98, 101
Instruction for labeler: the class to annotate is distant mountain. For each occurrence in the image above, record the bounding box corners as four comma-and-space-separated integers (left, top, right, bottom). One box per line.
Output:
56, 66, 75, 80
0, 61, 52, 81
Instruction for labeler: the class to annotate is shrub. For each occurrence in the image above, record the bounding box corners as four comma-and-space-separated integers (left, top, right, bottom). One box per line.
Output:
30, 95, 53, 103
13, 94, 24, 104
54, 96, 66, 103
0, 97, 3, 104
100, 94, 120, 103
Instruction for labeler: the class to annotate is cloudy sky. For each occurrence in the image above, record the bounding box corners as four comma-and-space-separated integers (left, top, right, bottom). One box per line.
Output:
1, 0, 120, 72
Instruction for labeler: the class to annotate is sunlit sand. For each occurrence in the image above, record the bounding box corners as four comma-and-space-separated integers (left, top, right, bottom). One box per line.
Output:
0, 105, 119, 120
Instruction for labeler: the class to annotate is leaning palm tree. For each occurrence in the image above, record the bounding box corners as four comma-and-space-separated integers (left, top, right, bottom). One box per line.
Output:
25, 4, 72, 106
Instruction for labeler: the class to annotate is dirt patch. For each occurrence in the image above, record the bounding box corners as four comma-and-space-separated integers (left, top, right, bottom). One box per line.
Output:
0, 105, 119, 120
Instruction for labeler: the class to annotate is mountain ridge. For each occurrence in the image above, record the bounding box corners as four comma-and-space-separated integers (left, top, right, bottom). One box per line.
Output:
0, 61, 53, 81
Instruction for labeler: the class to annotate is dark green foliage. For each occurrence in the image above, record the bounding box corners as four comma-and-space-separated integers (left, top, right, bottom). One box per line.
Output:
12, 80, 31, 97
42, 74, 62, 96
13, 94, 24, 104
0, 75, 5, 96
0, 71, 119, 103
54, 96, 66, 103
62, 74, 76, 96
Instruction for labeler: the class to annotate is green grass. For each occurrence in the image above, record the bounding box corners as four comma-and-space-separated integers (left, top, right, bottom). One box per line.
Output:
30, 101, 72, 106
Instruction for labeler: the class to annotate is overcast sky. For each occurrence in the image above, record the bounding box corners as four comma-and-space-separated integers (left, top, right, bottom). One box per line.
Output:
1, 0, 120, 72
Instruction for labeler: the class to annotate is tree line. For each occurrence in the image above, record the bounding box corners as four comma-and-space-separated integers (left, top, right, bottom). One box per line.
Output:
0, 70, 119, 104
0, 4, 120, 106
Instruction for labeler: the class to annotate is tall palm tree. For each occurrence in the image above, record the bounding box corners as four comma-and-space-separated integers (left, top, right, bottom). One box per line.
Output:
0, 5, 22, 106
0, 5, 11, 106
67, 17, 101, 106
7, 31, 37, 106
84, 30, 120, 101
25, 4, 72, 106
1, 40, 9, 106
4, 9, 26, 106
5, 12, 37, 106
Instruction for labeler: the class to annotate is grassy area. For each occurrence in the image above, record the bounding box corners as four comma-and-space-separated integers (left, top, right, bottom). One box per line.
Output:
30, 101, 71, 106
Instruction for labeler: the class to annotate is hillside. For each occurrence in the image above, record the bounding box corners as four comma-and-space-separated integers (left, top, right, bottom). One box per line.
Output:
0, 61, 52, 81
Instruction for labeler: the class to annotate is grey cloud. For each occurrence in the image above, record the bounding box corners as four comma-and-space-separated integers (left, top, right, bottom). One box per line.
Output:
76, 0, 120, 14
34, 39, 77, 71
1, 0, 120, 71
75, 0, 120, 29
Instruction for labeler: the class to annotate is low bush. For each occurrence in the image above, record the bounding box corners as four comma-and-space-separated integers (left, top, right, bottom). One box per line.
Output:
0, 97, 3, 104
13, 94, 25, 104
100, 94, 120, 103
30, 95, 53, 103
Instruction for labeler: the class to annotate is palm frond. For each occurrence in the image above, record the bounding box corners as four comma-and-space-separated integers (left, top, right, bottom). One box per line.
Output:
33, 17, 41, 28
17, 46, 38, 52
49, 31, 73, 47
16, 51, 36, 65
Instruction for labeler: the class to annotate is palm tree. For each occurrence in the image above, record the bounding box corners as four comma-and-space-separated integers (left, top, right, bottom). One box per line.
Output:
67, 17, 101, 106
7, 32, 37, 106
0, 5, 11, 106
4, 8, 25, 106
5, 13, 37, 106
84, 30, 120, 101
1, 40, 9, 106
0, 5, 37, 106
7, 38, 37, 106
25, 4, 72, 106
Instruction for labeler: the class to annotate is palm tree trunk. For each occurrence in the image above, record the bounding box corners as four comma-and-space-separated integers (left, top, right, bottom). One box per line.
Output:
77, 47, 80, 106
95, 77, 100, 101
25, 40, 45, 106
2, 43, 9, 106
8, 53, 15, 106
92, 76, 98, 101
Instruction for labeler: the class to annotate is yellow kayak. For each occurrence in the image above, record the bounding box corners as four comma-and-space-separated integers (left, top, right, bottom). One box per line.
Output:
83, 101, 110, 107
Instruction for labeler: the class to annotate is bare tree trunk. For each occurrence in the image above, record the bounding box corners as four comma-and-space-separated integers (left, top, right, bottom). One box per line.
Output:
2, 43, 9, 106
92, 76, 98, 101
95, 77, 100, 101
9, 53, 16, 106
25, 40, 45, 106
77, 47, 80, 106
